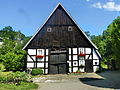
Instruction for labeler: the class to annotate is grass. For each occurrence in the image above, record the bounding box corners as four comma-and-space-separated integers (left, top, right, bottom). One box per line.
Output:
0, 82, 38, 90
0, 72, 38, 90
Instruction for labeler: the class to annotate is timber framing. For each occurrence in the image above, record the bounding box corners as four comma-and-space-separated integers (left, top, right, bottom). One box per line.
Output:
23, 3, 102, 74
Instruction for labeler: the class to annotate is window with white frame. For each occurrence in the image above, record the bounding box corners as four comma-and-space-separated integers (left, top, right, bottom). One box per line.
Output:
47, 27, 52, 32
38, 49, 43, 55
68, 26, 73, 31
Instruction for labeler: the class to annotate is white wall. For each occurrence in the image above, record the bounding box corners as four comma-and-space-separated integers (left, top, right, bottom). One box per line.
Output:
73, 67, 78, 72
37, 63, 44, 67
73, 48, 77, 54
93, 66, 99, 72
93, 60, 99, 65
45, 69, 48, 74
28, 49, 36, 55
86, 48, 91, 54
73, 55, 77, 60
27, 63, 34, 68
93, 50, 99, 59
27, 55, 36, 61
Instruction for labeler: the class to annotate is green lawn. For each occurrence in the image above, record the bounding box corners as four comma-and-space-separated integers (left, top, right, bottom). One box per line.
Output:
0, 82, 38, 90
0, 72, 38, 90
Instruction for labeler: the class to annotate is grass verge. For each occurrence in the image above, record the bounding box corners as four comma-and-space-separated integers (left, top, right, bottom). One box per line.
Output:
0, 81, 38, 90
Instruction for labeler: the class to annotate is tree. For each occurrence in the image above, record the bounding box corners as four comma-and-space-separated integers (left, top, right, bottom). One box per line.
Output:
0, 26, 29, 71
110, 17, 120, 69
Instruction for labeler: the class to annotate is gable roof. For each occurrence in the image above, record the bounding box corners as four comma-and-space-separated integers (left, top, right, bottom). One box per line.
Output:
23, 3, 98, 50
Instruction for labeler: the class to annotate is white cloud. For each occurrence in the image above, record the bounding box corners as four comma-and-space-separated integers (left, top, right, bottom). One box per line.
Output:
92, 1, 120, 11
92, 2, 102, 8
86, 0, 90, 2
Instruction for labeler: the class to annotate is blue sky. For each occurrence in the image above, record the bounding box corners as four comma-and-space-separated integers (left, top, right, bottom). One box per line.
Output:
0, 0, 119, 36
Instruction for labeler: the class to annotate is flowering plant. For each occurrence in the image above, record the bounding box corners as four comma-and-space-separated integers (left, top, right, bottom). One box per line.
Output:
78, 53, 86, 56
36, 55, 44, 58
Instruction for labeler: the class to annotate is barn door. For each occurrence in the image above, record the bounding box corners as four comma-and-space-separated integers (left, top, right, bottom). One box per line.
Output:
85, 60, 93, 72
49, 49, 67, 74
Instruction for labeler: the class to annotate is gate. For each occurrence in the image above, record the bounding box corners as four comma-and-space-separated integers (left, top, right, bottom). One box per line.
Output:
49, 49, 67, 74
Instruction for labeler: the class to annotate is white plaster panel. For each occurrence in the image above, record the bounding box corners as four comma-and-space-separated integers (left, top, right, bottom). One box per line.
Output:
69, 62, 71, 67
93, 51, 99, 59
27, 55, 36, 61
46, 56, 48, 61
80, 68, 84, 72
27, 63, 34, 68
73, 55, 77, 60
46, 49, 49, 55
37, 57, 44, 61
79, 60, 85, 66
45, 69, 48, 74
93, 60, 99, 65
37, 63, 44, 67
37, 49, 44, 55
73, 61, 78, 66
69, 48, 71, 54
86, 48, 91, 54
73, 48, 77, 54
46, 63, 48, 68
73, 67, 78, 72
69, 68, 72, 72
28, 49, 36, 55
69, 55, 71, 60
93, 66, 99, 72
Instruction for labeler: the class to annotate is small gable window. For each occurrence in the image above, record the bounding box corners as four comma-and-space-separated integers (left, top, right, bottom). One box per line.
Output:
68, 26, 73, 31
47, 27, 52, 32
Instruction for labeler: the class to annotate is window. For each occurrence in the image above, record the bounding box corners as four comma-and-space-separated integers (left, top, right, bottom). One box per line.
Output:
95, 62, 98, 65
68, 26, 73, 31
38, 50, 42, 55
47, 27, 52, 32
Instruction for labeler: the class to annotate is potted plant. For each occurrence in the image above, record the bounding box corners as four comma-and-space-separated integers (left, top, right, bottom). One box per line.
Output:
36, 55, 44, 58
78, 53, 86, 56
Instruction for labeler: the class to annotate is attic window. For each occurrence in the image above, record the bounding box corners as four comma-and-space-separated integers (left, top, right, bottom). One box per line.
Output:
47, 27, 52, 32
68, 26, 72, 31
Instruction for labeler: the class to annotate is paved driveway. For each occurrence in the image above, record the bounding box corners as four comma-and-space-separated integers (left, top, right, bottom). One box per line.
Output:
33, 71, 120, 90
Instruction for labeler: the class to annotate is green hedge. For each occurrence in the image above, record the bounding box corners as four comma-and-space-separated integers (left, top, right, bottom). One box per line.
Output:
31, 68, 43, 75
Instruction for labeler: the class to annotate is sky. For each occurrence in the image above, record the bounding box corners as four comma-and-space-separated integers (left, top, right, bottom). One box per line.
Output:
0, 0, 119, 36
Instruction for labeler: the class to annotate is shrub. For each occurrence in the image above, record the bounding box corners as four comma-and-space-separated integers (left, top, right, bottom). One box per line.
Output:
0, 63, 6, 72
7, 71, 32, 83
2, 52, 25, 71
76, 70, 81, 73
31, 68, 43, 75
0, 72, 11, 83
0, 71, 32, 84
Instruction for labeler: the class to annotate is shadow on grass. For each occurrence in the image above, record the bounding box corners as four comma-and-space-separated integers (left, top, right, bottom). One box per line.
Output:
79, 71, 120, 89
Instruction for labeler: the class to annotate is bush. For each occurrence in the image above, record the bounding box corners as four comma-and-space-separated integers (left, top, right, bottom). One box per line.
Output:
0, 71, 32, 84
0, 63, 6, 72
0, 72, 11, 83
2, 52, 25, 71
7, 71, 32, 83
31, 68, 43, 75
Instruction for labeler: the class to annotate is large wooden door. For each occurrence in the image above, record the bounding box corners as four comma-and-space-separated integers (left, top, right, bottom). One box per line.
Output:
49, 49, 67, 74
85, 60, 93, 72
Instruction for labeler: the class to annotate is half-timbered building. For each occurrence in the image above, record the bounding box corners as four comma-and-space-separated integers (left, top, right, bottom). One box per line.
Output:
23, 3, 102, 74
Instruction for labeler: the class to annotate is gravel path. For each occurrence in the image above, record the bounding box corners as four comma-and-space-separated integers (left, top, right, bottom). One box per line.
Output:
33, 71, 120, 90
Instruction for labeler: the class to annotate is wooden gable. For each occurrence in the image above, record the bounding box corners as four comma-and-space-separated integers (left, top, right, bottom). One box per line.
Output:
23, 3, 97, 49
